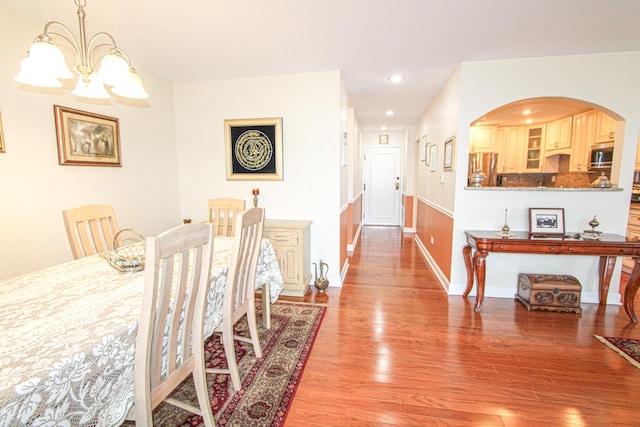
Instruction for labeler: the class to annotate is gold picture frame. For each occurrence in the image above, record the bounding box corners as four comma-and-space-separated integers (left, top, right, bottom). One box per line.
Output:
54, 105, 121, 166
224, 117, 283, 181
379, 134, 389, 144
0, 111, 5, 153
443, 135, 456, 171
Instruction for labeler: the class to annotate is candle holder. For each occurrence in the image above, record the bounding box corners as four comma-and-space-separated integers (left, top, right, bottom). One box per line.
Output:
583, 215, 603, 239
495, 208, 515, 237
501, 209, 510, 234
252, 188, 260, 207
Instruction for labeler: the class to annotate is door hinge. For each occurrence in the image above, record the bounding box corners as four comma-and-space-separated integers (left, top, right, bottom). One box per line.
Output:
363, 183, 366, 191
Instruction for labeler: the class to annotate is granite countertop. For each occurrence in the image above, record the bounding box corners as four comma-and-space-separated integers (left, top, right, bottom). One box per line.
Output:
464, 186, 624, 191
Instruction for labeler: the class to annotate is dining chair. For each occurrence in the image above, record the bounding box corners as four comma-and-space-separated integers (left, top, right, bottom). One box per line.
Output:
207, 207, 264, 391
207, 198, 246, 236
62, 204, 119, 259
131, 222, 215, 426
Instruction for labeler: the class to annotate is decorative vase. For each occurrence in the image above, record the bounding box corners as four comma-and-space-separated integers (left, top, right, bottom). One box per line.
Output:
470, 169, 486, 187
313, 260, 329, 293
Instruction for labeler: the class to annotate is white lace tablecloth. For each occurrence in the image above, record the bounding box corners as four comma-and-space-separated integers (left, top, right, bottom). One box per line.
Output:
0, 237, 283, 427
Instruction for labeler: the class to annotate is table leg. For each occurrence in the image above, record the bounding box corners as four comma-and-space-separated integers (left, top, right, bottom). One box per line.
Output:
473, 250, 488, 312
463, 245, 474, 297
261, 283, 271, 329
624, 257, 640, 323
598, 256, 616, 305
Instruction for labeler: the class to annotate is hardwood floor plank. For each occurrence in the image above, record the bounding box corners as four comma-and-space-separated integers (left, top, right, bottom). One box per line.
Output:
281, 226, 640, 426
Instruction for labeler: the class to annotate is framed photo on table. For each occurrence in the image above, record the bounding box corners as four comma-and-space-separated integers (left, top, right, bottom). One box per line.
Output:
54, 105, 121, 166
529, 208, 565, 237
225, 117, 283, 181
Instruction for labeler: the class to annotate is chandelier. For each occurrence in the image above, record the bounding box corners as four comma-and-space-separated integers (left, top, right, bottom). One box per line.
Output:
15, 0, 148, 100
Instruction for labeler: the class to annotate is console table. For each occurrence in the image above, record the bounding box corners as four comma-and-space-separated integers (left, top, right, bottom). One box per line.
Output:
463, 230, 640, 322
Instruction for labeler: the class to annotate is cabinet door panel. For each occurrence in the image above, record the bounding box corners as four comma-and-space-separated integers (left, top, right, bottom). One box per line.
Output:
275, 247, 299, 283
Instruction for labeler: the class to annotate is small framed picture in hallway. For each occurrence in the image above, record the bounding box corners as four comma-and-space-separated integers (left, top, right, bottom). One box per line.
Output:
429, 143, 437, 172
443, 136, 455, 170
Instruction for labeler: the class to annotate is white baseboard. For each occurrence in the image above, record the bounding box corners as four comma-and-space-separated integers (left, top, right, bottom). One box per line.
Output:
414, 235, 449, 293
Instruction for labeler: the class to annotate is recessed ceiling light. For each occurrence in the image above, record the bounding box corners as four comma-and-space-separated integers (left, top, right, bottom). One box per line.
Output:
522, 109, 532, 115
381, 126, 387, 131
388, 74, 404, 83
525, 118, 533, 124
386, 110, 394, 116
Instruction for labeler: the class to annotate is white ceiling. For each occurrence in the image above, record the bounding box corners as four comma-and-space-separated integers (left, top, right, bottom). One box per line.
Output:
3, 0, 640, 131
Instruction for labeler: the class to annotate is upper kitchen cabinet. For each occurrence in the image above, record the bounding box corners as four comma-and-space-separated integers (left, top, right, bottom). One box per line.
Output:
470, 125, 497, 153
595, 110, 616, 143
496, 126, 525, 173
569, 110, 596, 172
523, 125, 545, 172
545, 116, 572, 153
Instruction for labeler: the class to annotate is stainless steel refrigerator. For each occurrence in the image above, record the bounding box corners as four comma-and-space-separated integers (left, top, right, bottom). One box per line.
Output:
468, 153, 498, 187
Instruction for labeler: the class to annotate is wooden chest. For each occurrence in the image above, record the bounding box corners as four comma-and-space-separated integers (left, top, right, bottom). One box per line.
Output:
516, 273, 582, 314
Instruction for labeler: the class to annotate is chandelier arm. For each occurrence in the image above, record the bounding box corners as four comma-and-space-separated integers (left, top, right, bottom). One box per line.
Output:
41, 22, 82, 57
87, 33, 134, 68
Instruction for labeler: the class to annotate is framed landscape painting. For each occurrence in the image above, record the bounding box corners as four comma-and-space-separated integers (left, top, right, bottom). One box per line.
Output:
225, 117, 283, 181
54, 105, 121, 166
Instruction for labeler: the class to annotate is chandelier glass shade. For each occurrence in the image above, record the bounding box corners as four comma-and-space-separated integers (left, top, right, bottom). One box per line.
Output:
15, 0, 148, 100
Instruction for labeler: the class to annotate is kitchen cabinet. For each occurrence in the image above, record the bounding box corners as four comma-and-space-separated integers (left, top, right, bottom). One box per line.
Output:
523, 125, 545, 172
496, 126, 524, 173
545, 116, 572, 153
595, 110, 616, 143
470, 126, 497, 153
263, 219, 312, 297
624, 204, 640, 273
570, 110, 596, 172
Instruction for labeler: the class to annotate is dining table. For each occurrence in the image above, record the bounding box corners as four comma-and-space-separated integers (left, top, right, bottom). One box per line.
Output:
0, 236, 284, 427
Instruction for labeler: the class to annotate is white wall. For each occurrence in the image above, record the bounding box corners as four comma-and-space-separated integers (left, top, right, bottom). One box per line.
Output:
415, 67, 461, 215
0, 6, 181, 280
172, 71, 343, 286
448, 52, 640, 303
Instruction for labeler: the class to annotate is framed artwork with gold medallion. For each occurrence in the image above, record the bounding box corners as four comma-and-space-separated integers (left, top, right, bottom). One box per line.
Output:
0, 111, 5, 153
224, 117, 283, 180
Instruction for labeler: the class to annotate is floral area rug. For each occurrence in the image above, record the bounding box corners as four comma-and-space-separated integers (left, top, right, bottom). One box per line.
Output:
123, 301, 326, 426
595, 335, 640, 370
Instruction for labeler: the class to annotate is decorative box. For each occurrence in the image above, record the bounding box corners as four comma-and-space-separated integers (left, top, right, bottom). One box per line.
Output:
516, 273, 582, 314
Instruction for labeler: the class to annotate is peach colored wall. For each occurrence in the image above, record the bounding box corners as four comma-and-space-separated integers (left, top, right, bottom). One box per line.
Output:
350, 194, 362, 245
403, 194, 414, 229
416, 199, 453, 281
340, 193, 362, 273
340, 206, 348, 273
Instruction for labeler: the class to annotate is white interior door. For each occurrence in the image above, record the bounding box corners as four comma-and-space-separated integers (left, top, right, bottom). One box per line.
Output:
363, 146, 402, 225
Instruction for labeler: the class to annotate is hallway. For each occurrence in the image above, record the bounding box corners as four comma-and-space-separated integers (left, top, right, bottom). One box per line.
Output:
284, 226, 640, 426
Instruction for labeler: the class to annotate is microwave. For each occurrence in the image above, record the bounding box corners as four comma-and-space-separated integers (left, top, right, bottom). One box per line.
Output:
589, 142, 614, 170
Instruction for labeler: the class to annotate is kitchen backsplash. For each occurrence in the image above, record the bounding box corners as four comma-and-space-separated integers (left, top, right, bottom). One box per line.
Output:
498, 155, 608, 188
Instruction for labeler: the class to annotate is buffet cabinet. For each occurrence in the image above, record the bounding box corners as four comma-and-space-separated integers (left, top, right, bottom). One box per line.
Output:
263, 219, 312, 296
624, 205, 640, 273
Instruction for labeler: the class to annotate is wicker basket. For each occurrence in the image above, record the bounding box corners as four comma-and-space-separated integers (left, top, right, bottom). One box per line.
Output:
102, 228, 146, 272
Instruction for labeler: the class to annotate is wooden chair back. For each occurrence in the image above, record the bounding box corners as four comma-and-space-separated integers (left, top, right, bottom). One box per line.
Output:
207, 198, 246, 236
207, 207, 264, 390
62, 204, 119, 259
133, 222, 215, 426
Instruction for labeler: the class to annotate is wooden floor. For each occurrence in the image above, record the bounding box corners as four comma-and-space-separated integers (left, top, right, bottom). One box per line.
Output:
282, 226, 640, 426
